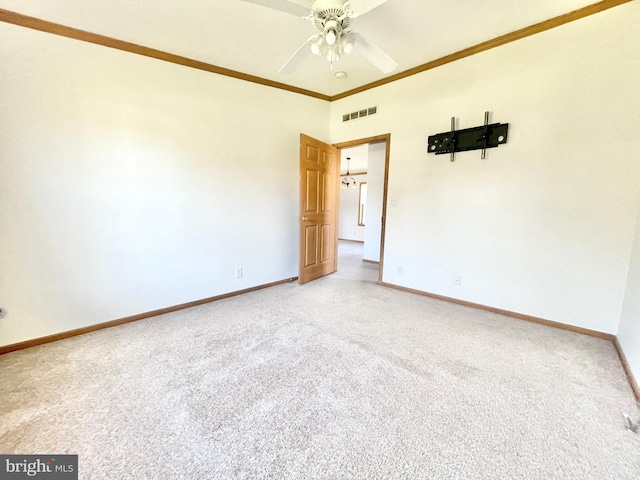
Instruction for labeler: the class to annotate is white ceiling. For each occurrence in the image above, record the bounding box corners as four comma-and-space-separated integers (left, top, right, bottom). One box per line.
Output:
0, 0, 599, 97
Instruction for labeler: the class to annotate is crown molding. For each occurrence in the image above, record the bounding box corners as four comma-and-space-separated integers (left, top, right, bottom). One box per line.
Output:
0, 8, 330, 101
330, 0, 633, 100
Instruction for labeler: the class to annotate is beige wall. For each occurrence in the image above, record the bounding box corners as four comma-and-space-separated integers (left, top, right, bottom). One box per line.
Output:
330, 2, 640, 335
619, 204, 640, 387
0, 22, 329, 347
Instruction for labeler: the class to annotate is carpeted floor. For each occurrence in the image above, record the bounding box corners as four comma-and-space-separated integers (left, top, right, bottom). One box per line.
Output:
1, 241, 639, 479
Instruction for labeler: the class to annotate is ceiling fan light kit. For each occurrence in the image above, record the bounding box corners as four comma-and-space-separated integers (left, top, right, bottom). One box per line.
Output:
307, 3, 356, 69
243, 0, 398, 75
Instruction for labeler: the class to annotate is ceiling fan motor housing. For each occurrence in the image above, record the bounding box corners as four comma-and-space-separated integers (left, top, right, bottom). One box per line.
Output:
312, 0, 352, 31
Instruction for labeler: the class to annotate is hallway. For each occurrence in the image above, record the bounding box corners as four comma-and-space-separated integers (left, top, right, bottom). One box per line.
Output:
336, 240, 379, 283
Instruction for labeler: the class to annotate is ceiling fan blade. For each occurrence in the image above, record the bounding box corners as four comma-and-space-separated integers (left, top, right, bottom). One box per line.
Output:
238, 0, 310, 17
278, 36, 315, 75
354, 33, 398, 74
348, 0, 390, 17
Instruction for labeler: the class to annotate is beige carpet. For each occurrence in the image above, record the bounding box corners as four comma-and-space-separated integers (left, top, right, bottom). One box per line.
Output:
1, 241, 639, 479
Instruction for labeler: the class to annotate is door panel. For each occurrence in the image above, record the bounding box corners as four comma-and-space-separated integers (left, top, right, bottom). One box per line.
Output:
299, 134, 339, 284
305, 170, 319, 213
307, 144, 320, 163
320, 224, 332, 262
304, 225, 318, 267
321, 172, 333, 213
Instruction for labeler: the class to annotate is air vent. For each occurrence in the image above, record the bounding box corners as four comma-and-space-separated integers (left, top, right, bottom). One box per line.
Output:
342, 105, 378, 122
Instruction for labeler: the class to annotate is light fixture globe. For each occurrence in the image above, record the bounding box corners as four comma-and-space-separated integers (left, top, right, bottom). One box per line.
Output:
323, 19, 339, 45
342, 32, 355, 54
325, 29, 337, 45
310, 38, 322, 55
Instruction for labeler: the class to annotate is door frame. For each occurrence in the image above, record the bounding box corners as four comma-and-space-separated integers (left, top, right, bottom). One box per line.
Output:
333, 133, 391, 284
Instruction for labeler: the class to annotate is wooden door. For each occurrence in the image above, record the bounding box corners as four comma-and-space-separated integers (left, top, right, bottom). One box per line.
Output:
299, 134, 339, 284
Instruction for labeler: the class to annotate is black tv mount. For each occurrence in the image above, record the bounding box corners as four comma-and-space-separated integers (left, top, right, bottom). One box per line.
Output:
427, 112, 509, 162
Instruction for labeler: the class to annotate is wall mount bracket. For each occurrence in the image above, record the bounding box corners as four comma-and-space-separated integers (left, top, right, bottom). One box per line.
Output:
427, 112, 509, 162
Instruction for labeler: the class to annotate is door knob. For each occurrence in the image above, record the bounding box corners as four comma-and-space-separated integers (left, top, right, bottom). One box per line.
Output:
299, 216, 308, 221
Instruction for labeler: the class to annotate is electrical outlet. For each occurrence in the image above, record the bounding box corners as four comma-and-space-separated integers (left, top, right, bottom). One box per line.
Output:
397, 266, 403, 275
453, 275, 462, 286
235, 267, 243, 279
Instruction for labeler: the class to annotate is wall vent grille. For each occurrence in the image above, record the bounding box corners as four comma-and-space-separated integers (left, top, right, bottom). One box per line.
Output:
342, 105, 378, 122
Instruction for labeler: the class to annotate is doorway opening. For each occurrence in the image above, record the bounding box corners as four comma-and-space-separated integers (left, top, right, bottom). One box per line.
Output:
334, 134, 390, 284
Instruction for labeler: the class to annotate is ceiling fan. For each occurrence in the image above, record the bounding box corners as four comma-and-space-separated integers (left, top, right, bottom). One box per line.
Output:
240, 0, 398, 74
